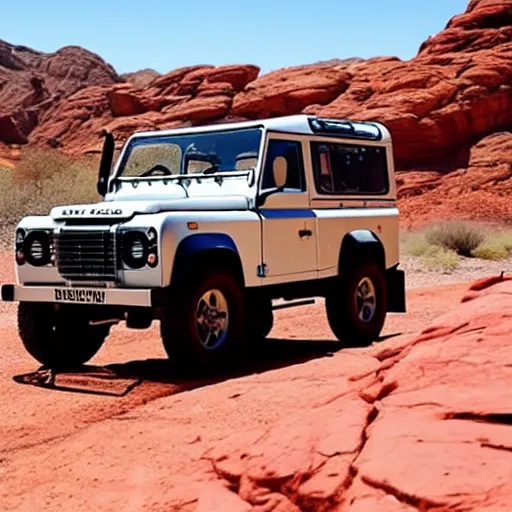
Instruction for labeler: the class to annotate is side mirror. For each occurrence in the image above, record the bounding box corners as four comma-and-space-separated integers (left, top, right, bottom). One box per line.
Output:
256, 156, 289, 207
97, 130, 115, 196
273, 156, 287, 190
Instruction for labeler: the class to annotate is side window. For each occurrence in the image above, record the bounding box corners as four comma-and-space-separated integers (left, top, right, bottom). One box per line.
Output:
261, 140, 306, 191
310, 142, 389, 195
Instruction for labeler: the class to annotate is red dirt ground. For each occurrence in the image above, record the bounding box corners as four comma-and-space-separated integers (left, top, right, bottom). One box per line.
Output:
1, 253, 511, 511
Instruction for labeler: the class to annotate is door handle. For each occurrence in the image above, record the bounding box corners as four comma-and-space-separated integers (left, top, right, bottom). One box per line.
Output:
299, 229, 312, 238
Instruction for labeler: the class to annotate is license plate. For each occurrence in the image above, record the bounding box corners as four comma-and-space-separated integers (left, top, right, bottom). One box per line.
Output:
54, 288, 107, 304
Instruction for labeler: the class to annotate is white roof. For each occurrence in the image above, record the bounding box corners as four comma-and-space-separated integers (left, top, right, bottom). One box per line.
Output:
131, 114, 391, 143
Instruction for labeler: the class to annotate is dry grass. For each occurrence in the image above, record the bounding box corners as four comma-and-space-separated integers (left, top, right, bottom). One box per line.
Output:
402, 221, 512, 272
0, 148, 100, 247
401, 232, 459, 271
424, 221, 485, 257
471, 232, 512, 260
420, 245, 459, 271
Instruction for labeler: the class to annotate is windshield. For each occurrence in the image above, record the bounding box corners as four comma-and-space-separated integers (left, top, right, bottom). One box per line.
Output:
116, 128, 262, 178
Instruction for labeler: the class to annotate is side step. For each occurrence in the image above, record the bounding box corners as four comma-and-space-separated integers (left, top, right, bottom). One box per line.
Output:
272, 298, 316, 311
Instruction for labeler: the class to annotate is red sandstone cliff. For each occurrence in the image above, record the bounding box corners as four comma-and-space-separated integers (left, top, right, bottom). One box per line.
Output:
0, 40, 121, 144
1, 0, 511, 226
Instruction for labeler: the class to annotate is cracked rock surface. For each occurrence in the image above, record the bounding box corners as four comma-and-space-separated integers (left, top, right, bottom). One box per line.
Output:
1, 247, 511, 511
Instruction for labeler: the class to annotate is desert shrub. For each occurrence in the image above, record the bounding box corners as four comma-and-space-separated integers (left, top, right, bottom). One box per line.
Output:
471, 232, 512, 260
489, 232, 512, 253
472, 243, 509, 260
401, 230, 459, 271
0, 148, 100, 233
420, 245, 459, 272
401, 232, 431, 257
425, 221, 485, 257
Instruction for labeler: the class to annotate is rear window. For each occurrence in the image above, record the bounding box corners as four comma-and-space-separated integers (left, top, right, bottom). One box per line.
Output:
310, 142, 389, 195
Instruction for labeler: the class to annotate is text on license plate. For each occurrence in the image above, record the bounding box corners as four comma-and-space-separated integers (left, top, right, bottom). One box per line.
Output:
55, 288, 106, 304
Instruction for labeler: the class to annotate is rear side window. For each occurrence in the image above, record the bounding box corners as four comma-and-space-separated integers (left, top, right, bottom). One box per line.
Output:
310, 142, 389, 195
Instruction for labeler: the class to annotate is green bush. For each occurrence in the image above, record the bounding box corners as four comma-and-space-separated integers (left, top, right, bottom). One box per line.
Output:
425, 221, 485, 257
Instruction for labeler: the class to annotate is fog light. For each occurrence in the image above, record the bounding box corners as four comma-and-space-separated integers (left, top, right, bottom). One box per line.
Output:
16, 250, 25, 265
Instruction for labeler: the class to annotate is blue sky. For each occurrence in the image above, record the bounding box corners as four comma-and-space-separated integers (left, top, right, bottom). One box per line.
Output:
1, 0, 469, 76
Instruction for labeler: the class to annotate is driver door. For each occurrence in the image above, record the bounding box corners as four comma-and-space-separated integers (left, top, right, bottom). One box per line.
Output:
258, 138, 318, 283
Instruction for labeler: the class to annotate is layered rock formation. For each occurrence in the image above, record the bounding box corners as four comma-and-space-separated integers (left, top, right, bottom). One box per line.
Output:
0, 39, 120, 144
203, 275, 512, 510
398, 130, 512, 228
26, 1, 511, 167
1, 0, 511, 226
2, 275, 511, 511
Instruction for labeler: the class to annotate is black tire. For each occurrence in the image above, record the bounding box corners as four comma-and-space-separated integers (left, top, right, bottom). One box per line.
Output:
18, 302, 110, 369
325, 260, 388, 347
246, 295, 274, 340
160, 267, 246, 370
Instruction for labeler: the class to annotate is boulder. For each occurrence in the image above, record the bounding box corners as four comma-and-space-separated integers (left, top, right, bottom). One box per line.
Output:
232, 62, 353, 118
0, 38, 120, 143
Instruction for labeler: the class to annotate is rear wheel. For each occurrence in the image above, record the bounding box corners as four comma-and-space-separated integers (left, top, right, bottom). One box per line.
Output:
325, 260, 387, 347
18, 302, 110, 369
160, 267, 246, 370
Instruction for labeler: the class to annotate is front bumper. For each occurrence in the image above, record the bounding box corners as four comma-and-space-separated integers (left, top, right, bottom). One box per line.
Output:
1, 284, 160, 308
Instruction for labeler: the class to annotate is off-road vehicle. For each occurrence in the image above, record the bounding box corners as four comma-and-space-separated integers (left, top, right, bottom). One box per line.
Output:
1, 114, 406, 369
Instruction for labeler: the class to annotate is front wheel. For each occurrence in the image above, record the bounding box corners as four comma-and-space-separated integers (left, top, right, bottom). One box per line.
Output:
160, 268, 247, 370
18, 302, 110, 369
325, 260, 388, 347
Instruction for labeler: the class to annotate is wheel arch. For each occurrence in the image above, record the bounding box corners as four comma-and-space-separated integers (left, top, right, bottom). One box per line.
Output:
338, 230, 386, 274
170, 233, 245, 288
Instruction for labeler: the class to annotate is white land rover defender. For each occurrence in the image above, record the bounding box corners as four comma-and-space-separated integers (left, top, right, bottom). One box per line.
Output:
1, 115, 405, 370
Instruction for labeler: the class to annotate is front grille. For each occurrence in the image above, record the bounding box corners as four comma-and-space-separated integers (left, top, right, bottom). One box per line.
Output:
55, 228, 117, 281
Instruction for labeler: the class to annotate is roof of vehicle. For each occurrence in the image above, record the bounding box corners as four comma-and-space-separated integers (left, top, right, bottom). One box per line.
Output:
130, 114, 392, 144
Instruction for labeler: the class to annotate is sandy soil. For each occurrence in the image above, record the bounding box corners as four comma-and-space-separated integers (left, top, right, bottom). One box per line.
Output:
0, 248, 482, 511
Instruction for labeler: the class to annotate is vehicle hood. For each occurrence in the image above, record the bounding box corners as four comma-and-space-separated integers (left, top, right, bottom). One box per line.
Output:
50, 195, 251, 221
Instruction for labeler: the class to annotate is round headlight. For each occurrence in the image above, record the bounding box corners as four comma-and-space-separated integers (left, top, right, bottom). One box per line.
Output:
24, 231, 51, 267
122, 231, 149, 269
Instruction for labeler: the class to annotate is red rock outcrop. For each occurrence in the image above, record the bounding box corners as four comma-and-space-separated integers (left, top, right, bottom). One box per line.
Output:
2, 274, 511, 511
2, 1, 512, 226
0, 39, 120, 144
26, 1, 511, 171
306, 0, 512, 169
398, 130, 512, 228
30, 64, 260, 154
120, 68, 160, 89
199, 274, 512, 510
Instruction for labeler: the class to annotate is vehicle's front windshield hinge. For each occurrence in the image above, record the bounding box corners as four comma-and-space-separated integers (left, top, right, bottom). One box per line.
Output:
257, 264, 268, 278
